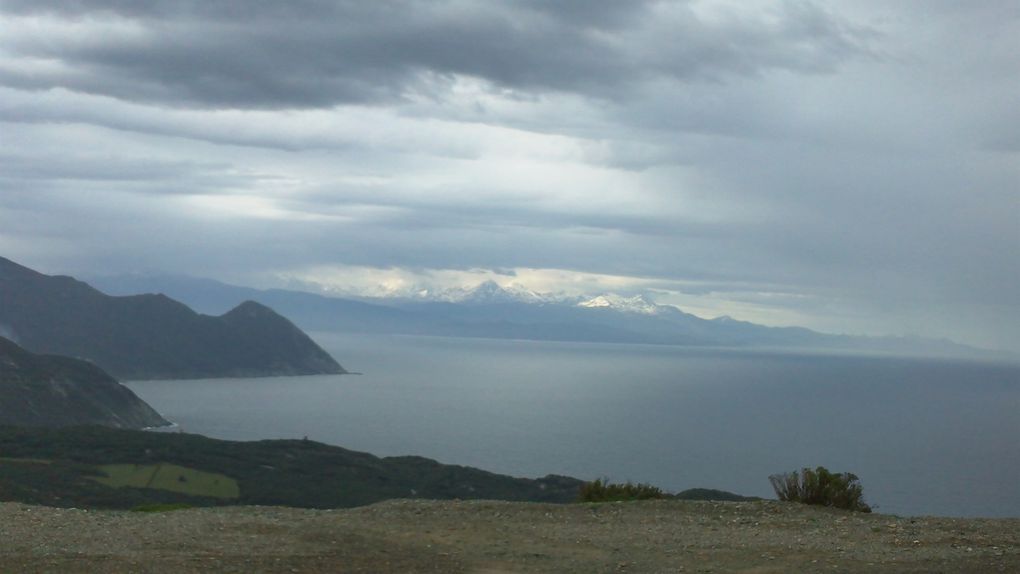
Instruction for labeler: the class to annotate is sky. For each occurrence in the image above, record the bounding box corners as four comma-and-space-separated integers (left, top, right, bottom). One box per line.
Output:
0, 1, 1017, 351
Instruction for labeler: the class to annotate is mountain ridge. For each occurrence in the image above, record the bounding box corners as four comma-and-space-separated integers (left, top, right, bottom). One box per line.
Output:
0, 257, 345, 380
83, 272, 997, 359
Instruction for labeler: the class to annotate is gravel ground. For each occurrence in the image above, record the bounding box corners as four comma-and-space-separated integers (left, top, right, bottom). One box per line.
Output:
1, 499, 1018, 573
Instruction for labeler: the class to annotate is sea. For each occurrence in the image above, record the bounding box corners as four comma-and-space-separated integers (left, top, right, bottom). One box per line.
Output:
125, 332, 1020, 518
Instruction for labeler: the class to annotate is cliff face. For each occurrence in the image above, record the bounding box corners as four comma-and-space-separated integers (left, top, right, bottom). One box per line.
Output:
0, 257, 345, 380
0, 337, 169, 429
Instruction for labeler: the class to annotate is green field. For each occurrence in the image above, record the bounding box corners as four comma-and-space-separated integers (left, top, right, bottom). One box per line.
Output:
93, 463, 240, 499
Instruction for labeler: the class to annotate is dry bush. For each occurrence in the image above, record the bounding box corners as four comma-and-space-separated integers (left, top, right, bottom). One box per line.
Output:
769, 466, 871, 512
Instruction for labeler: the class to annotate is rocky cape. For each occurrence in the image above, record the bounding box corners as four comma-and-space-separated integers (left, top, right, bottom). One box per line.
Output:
0, 257, 344, 380
0, 337, 168, 429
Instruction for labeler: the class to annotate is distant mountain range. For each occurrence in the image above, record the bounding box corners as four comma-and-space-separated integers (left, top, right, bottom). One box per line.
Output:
85, 273, 990, 359
0, 336, 168, 429
0, 257, 345, 380
379, 280, 575, 305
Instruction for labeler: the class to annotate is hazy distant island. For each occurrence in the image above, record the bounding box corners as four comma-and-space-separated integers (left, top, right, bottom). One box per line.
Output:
0, 337, 168, 429
0, 256, 345, 380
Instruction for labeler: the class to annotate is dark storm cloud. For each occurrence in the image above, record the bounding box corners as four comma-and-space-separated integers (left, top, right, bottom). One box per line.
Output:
0, 0, 873, 108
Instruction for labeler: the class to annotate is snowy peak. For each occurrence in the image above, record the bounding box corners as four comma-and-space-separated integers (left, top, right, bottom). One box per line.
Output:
577, 294, 665, 315
577, 295, 620, 310
436, 281, 562, 305
466, 280, 516, 302
360, 280, 577, 305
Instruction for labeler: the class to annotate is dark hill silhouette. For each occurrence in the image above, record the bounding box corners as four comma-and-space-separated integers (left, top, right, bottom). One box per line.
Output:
0, 257, 344, 380
0, 336, 168, 428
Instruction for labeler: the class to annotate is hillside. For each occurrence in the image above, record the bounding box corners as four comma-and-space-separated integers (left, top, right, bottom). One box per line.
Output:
0, 426, 581, 510
1, 499, 1016, 572
0, 257, 344, 380
0, 337, 168, 429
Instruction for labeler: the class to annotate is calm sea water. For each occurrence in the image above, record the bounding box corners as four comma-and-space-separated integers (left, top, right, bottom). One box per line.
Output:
126, 333, 1020, 518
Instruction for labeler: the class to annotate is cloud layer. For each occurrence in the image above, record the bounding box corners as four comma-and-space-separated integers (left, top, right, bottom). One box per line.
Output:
1, 0, 871, 107
1, 0, 1017, 351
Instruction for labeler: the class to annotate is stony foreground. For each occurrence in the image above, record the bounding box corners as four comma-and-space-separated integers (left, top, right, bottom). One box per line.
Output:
1, 499, 1017, 573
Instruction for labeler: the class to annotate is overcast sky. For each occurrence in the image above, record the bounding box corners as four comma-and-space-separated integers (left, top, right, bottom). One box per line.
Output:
1, 1, 1017, 351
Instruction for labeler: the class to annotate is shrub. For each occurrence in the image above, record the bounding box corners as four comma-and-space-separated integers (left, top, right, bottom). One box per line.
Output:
769, 466, 871, 512
578, 479, 667, 502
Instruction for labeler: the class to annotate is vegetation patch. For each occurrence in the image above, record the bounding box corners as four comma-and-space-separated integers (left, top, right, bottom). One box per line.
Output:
93, 463, 240, 499
578, 479, 668, 502
769, 466, 871, 512
0, 426, 582, 510
578, 480, 758, 503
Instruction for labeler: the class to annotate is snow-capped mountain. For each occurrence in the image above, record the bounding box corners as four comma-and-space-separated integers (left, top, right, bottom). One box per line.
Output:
383, 280, 580, 306
577, 294, 667, 315
374, 281, 686, 315
280, 277, 672, 313
438, 281, 548, 304
711, 315, 743, 324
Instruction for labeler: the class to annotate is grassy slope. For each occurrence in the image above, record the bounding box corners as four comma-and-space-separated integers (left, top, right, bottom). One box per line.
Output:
92, 463, 240, 499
